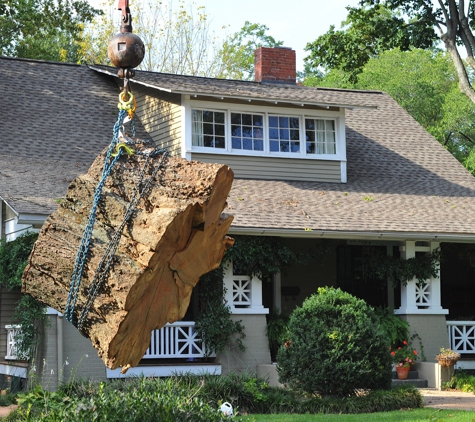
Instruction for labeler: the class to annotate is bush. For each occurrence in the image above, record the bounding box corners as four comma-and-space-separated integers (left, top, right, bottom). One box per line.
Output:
277, 287, 393, 397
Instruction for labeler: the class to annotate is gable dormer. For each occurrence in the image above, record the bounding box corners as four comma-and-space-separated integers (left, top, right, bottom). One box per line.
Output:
91, 48, 376, 184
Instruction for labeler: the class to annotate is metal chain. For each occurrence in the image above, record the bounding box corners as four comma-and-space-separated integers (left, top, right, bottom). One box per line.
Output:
77, 146, 168, 331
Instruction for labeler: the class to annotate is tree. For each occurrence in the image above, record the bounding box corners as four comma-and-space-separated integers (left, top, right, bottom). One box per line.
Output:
216, 21, 284, 80
308, 49, 475, 173
304, 3, 437, 83
305, 0, 475, 106
0, 0, 100, 61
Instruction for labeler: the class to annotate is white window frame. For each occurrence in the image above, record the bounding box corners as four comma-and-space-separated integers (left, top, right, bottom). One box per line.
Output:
183, 98, 346, 161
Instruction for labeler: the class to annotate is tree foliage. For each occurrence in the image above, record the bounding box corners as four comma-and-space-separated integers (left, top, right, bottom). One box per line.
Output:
0, 0, 100, 61
216, 21, 283, 80
308, 48, 475, 173
305, 0, 475, 106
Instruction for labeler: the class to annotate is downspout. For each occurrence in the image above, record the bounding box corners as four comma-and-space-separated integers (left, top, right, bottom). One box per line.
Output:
57, 314, 63, 384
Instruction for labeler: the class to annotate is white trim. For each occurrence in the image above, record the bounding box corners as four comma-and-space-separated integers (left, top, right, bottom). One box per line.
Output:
340, 161, 347, 183
394, 308, 448, 315
106, 365, 221, 378
17, 214, 46, 227
230, 308, 269, 315
0, 364, 27, 378
227, 227, 475, 243
186, 100, 346, 161
46, 308, 62, 316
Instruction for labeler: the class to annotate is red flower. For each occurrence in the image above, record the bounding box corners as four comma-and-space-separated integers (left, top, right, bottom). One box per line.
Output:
403, 341, 408, 345
413, 350, 418, 355
391, 351, 395, 356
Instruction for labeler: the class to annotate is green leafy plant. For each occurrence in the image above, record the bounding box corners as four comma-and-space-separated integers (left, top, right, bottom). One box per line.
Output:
277, 287, 393, 397
374, 307, 409, 347
266, 308, 289, 362
0, 232, 47, 361
195, 266, 246, 357
390, 340, 419, 368
361, 246, 440, 286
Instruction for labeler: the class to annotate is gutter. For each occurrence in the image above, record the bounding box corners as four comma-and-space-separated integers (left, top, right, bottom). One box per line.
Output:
227, 227, 475, 243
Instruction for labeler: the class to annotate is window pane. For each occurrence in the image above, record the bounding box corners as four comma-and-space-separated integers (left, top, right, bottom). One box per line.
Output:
305, 119, 314, 130
279, 116, 289, 128
306, 131, 315, 143
253, 115, 263, 126
269, 116, 278, 127
215, 124, 225, 137
290, 129, 299, 141
254, 127, 263, 139
290, 141, 300, 152
204, 135, 214, 147
280, 129, 289, 140
242, 114, 252, 126
192, 109, 202, 122
242, 126, 252, 138
254, 139, 263, 151
243, 138, 252, 150
203, 111, 214, 123
290, 117, 299, 128
280, 142, 289, 152
231, 125, 241, 137
270, 140, 279, 151
269, 128, 279, 140
203, 123, 214, 135
316, 142, 325, 154
192, 133, 202, 146
316, 119, 325, 131
215, 112, 225, 124
231, 113, 241, 124
306, 142, 315, 154
232, 137, 242, 149
215, 137, 225, 149
326, 120, 335, 131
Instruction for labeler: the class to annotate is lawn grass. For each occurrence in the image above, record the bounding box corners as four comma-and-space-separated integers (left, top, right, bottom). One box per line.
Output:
242, 408, 475, 421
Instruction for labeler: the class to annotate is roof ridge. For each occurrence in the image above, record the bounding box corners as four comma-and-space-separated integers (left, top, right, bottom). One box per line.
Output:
0, 55, 81, 67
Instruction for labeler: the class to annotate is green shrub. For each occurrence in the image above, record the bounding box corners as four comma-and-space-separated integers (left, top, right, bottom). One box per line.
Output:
277, 287, 393, 397
445, 369, 475, 393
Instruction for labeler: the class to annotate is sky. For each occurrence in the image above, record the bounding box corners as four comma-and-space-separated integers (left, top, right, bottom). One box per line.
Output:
88, 0, 361, 72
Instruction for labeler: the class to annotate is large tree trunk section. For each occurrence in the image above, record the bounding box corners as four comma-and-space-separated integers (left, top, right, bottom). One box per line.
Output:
22, 144, 234, 372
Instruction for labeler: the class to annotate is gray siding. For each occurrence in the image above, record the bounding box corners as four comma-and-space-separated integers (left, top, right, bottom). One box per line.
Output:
132, 83, 182, 156
191, 153, 342, 182
0, 288, 21, 361
218, 314, 271, 375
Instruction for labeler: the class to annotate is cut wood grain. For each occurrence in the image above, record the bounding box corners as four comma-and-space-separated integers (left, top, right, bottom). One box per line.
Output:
22, 142, 234, 372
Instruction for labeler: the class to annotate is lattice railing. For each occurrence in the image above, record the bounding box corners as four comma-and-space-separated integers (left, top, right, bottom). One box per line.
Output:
415, 281, 431, 307
5, 325, 20, 360
232, 276, 251, 307
447, 321, 475, 354
144, 322, 209, 359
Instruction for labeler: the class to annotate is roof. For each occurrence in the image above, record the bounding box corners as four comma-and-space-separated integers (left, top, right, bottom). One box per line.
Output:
227, 92, 475, 240
0, 57, 146, 216
4, 57, 475, 241
90, 65, 378, 109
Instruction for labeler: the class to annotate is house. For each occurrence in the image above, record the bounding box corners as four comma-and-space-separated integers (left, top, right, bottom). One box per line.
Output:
2, 47, 475, 390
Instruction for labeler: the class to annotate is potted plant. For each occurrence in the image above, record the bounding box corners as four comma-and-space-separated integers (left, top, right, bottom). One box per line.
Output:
390, 340, 419, 379
436, 348, 460, 367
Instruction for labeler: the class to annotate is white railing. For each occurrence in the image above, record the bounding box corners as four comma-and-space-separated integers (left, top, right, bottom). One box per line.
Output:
5, 325, 20, 360
447, 321, 475, 354
143, 322, 209, 359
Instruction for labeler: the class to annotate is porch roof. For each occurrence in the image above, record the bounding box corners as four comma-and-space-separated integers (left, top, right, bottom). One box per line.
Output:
226, 92, 475, 241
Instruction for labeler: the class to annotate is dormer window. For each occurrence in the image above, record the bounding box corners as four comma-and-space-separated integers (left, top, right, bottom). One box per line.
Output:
305, 119, 336, 154
187, 103, 344, 161
191, 109, 225, 148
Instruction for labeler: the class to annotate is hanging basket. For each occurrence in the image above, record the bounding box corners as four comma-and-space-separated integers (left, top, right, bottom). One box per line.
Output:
436, 356, 459, 367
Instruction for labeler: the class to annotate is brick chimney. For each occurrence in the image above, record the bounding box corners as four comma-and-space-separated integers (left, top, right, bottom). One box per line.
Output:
254, 47, 296, 84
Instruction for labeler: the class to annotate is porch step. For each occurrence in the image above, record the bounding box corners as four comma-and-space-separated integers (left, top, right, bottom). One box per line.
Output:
391, 369, 428, 388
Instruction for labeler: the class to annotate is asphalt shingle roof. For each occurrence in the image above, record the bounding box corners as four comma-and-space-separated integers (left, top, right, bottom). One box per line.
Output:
4, 57, 475, 240
90, 65, 379, 109
0, 57, 146, 215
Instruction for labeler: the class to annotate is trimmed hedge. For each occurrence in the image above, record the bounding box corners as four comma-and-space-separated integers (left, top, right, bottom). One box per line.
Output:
6, 373, 423, 420
277, 287, 393, 396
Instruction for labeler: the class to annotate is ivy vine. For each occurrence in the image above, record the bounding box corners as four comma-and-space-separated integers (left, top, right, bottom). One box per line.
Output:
0, 232, 47, 361
361, 246, 440, 287
195, 235, 306, 357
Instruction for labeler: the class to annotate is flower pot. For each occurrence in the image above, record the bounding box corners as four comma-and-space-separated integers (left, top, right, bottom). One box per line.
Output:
396, 365, 410, 380
437, 357, 458, 367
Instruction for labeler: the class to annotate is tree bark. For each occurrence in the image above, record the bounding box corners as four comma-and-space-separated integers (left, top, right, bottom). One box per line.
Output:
22, 144, 234, 372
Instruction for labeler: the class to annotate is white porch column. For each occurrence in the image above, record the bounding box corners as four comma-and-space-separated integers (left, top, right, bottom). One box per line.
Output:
396, 241, 418, 314
395, 240, 447, 315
